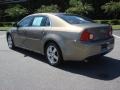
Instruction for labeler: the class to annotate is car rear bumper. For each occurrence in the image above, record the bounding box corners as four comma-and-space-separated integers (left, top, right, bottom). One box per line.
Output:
62, 37, 114, 61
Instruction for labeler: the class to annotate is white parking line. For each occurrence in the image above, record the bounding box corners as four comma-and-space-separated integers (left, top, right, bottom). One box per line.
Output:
0, 35, 6, 38
113, 34, 120, 39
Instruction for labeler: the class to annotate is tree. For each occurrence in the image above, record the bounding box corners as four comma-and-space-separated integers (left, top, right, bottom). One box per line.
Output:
36, 5, 59, 13
101, 1, 120, 19
27, 0, 69, 12
66, 0, 93, 15
5, 5, 28, 20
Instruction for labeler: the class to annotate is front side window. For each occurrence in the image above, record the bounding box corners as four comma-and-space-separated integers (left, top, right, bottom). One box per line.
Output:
18, 16, 33, 27
32, 16, 50, 27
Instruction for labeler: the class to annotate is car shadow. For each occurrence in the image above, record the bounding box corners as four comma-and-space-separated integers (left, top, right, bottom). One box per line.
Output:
13, 47, 120, 81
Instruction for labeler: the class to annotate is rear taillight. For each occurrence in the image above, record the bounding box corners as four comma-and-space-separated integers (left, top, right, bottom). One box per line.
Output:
109, 26, 112, 36
80, 30, 94, 41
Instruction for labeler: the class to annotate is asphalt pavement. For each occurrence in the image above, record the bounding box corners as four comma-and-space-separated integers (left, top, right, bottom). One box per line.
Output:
0, 31, 120, 90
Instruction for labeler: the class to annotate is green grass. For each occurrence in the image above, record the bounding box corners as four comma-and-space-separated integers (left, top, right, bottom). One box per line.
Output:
0, 27, 12, 31
112, 25, 120, 30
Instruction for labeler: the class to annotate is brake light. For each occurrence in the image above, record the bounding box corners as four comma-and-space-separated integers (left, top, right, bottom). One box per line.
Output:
80, 31, 94, 41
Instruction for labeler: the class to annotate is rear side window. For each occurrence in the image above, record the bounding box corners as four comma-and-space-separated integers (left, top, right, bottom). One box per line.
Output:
32, 16, 50, 27
32, 17, 43, 26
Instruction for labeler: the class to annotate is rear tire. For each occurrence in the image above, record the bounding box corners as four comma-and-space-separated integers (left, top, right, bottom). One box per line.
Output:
7, 34, 15, 49
45, 42, 63, 66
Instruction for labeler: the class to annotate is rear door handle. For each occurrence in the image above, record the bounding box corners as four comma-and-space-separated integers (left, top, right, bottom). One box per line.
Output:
42, 31, 45, 34
41, 31, 46, 35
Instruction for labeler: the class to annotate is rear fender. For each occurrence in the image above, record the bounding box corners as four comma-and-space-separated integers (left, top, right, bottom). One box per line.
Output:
41, 34, 65, 55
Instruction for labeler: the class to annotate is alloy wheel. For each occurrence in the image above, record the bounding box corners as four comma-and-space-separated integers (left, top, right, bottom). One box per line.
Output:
7, 35, 13, 48
47, 45, 59, 65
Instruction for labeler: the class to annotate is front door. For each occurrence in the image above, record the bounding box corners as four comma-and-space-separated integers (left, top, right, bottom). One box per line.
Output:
13, 16, 34, 48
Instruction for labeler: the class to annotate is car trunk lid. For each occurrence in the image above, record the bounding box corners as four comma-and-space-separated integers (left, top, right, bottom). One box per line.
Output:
75, 23, 112, 41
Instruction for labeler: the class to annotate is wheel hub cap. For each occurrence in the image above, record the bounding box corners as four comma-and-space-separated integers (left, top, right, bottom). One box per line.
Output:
8, 36, 12, 48
47, 45, 59, 64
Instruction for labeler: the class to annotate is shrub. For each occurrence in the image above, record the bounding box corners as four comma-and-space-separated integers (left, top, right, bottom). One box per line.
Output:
36, 5, 59, 13
66, 0, 94, 15
94, 20, 101, 24
110, 19, 120, 25
0, 22, 15, 27
94, 20, 109, 24
100, 20, 109, 24
5, 5, 28, 19
101, 1, 120, 19
94, 20, 120, 25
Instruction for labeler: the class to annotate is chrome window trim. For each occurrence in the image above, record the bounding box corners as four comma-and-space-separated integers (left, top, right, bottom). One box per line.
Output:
17, 15, 52, 28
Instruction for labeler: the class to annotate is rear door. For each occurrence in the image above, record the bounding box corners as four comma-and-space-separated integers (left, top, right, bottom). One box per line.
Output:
25, 15, 51, 53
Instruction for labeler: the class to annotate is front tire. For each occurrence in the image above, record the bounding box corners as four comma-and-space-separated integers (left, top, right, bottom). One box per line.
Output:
45, 43, 63, 66
7, 34, 15, 49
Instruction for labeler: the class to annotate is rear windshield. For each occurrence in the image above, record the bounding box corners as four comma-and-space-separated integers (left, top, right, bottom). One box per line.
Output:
57, 14, 93, 24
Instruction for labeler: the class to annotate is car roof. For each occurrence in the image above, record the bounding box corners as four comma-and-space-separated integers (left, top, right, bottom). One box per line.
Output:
29, 13, 66, 16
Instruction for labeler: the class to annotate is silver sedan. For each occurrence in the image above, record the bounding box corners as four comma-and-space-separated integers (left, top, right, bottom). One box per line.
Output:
7, 13, 114, 66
